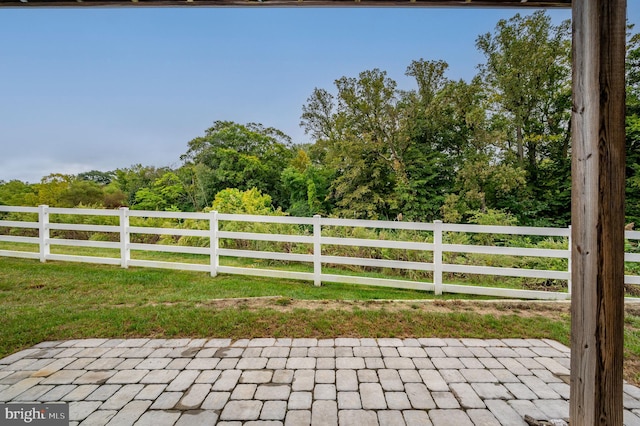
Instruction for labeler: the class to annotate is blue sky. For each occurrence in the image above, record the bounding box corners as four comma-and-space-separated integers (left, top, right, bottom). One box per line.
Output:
1, 6, 638, 183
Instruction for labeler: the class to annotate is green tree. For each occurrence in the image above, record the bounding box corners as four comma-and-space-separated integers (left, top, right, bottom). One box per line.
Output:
112, 165, 168, 207
181, 121, 294, 209
398, 61, 491, 221
477, 11, 571, 168
175, 163, 209, 212
280, 149, 334, 217
301, 62, 491, 222
0, 180, 38, 206
77, 170, 115, 185
441, 158, 527, 223
102, 183, 127, 209
476, 11, 572, 224
211, 187, 281, 216
133, 172, 187, 211
59, 179, 104, 208
626, 29, 640, 225
36, 174, 74, 207
301, 69, 405, 219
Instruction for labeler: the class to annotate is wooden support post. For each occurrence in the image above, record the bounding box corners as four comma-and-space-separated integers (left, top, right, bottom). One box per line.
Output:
570, 0, 626, 424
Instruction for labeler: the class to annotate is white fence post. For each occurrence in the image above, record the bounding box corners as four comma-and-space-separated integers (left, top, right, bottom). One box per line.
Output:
211, 210, 219, 277
119, 207, 130, 268
38, 204, 49, 263
567, 225, 572, 297
434, 220, 443, 296
313, 214, 322, 286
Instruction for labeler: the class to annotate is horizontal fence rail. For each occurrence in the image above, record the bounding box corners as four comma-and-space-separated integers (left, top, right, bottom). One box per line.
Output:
1, 204, 639, 300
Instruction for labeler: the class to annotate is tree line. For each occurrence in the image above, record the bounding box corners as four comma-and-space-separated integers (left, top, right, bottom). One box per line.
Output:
2, 11, 639, 227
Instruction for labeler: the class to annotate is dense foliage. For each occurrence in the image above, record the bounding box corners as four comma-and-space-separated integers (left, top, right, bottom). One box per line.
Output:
1, 12, 638, 227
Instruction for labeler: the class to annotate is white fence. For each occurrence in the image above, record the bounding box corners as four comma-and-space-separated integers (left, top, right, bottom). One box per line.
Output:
1, 205, 639, 301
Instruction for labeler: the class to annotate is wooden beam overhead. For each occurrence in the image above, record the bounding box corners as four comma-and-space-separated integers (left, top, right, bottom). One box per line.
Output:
0, 0, 572, 8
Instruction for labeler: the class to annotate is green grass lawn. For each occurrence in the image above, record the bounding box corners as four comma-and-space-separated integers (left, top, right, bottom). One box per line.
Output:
0, 240, 572, 292
0, 256, 551, 348
2, 255, 640, 384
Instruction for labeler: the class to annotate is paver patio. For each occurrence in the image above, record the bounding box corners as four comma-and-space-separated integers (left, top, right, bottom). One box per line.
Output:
2, 337, 640, 425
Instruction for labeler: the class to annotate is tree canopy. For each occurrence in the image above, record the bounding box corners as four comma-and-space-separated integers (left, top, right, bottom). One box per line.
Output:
2, 12, 638, 229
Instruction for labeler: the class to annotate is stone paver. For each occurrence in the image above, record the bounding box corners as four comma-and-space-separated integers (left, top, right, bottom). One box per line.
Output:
75, 370, 117, 385
420, 370, 449, 392
403, 409, 433, 425
509, 399, 548, 420
506, 382, 538, 400
166, 370, 200, 392
42, 370, 84, 385
2, 337, 635, 425
292, 369, 315, 391
139, 369, 179, 384
212, 369, 242, 391
472, 383, 513, 400
450, 382, 485, 409
467, 408, 501, 426
174, 410, 219, 426
336, 369, 358, 391
150, 391, 182, 409
101, 384, 144, 409
429, 409, 473, 426
338, 409, 378, 425
61, 385, 99, 401
533, 399, 569, 419
337, 391, 361, 409
220, 400, 263, 421
285, 409, 311, 426
385, 391, 411, 410
432, 391, 460, 409
405, 383, 436, 409
230, 383, 257, 400
85, 384, 121, 401
261, 400, 288, 420
79, 409, 117, 426
486, 399, 528, 426
69, 401, 101, 421
312, 400, 338, 426
314, 384, 336, 400
255, 384, 291, 400
107, 369, 148, 384
176, 383, 210, 408
105, 400, 151, 425
38, 384, 76, 401
201, 391, 230, 409
135, 410, 181, 426
378, 369, 403, 391
377, 410, 405, 426
360, 383, 387, 409
12, 384, 54, 401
